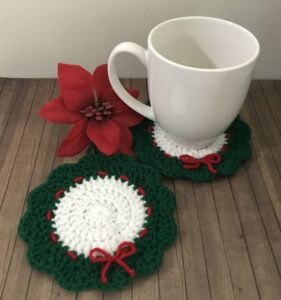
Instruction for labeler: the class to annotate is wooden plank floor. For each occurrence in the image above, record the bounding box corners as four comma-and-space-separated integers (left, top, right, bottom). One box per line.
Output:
1, 79, 281, 300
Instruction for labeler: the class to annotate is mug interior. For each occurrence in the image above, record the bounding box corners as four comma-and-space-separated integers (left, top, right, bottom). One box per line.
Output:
148, 17, 260, 70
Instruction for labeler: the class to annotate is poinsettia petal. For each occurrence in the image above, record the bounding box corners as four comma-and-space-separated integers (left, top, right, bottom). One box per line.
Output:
117, 125, 134, 155
58, 75, 94, 112
86, 119, 121, 155
38, 97, 82, 124
111, 110, 143, 127
93, 64, 111, 98
101, 87, 132, 114
101, 87, 140, 114
58, 64, 94, 112
58, 63, 93, 82
57, 121, 90, 156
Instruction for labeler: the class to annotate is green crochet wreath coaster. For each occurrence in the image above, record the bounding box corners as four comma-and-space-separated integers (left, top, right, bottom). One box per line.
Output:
19, 154, 176, 291
132, 117, 252, 181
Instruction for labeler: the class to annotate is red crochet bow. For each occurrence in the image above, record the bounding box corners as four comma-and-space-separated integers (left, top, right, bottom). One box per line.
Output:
179, 153, 221, 174
89, 242, 136, 284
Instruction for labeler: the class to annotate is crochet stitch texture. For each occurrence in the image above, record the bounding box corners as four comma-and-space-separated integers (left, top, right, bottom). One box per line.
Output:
132, 117, 252, 181
52, 176, 148, 256
152, 122, 227, 159
19, 154, 176, 291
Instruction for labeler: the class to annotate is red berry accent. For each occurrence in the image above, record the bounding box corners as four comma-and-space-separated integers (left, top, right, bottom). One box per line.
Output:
139, 228, 148, 238
66, 251, 78, 260
138, 187, 145, 196
152, 140, 157, 148
46, 210, 52, 221
221, 145, 228, 152
147, 207, 152, 217
54, 189, 65, 199
147, 125, 154, 133
97, 171, 108, 176
50, 232, 57, 244
164, 153, 172, 158
120, 175, 129, 181
73, 176, 84, 183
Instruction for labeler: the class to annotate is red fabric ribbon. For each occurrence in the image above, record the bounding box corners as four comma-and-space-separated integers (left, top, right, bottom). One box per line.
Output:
179, 153, 221, 174
89, 242, 136, 284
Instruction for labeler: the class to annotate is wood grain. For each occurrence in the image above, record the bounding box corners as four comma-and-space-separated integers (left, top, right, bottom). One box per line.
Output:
230, 166, 281, 299
0, 79, 55, 299
240, 93, 281, 273
158, 178, 187, 300
0, 79, 23, 140
211, 177, 259, 300
1, 79, 281, 300
174, 180, 212, 300
193, 182, 235, 300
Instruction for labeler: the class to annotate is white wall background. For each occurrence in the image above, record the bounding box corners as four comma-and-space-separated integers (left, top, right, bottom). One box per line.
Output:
0, 0, 280, 79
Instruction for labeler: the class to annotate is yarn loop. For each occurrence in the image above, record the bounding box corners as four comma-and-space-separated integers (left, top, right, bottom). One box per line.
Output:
179, 153, 221, 174
89, 241, 136, 284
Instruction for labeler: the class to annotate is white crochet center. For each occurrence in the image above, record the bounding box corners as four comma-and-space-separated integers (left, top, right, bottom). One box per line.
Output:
152, 123, 227, 159
52, 176, 147, 256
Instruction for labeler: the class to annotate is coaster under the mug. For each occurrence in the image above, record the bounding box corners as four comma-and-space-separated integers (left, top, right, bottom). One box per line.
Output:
132, 117, 252, 181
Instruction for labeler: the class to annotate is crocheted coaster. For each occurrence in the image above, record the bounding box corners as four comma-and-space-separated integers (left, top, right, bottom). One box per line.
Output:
19, 155, 176, 291
132, 117, 252, 181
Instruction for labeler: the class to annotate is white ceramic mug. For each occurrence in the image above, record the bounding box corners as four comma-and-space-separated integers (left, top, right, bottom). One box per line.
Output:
108, 16, 260, 149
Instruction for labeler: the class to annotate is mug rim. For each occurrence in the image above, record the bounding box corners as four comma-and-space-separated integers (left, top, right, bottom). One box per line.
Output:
147, 16, 260, 73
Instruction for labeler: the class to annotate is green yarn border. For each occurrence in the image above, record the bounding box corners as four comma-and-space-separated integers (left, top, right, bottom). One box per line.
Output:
19, 154, 176, 291
132, 117, 252, 181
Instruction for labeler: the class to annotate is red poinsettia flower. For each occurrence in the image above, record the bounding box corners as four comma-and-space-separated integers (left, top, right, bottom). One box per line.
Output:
39, 64, 143, 156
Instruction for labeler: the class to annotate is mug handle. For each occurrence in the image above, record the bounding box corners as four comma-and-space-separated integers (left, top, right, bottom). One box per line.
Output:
108, 42, 155, 121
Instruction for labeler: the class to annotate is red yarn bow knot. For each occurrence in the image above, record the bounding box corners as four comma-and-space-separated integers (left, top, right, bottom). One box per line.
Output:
179, 153, 221, 174
89, 242, 136, 284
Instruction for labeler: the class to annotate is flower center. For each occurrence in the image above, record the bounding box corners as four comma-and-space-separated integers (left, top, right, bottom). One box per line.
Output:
80, 100, 114, 121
